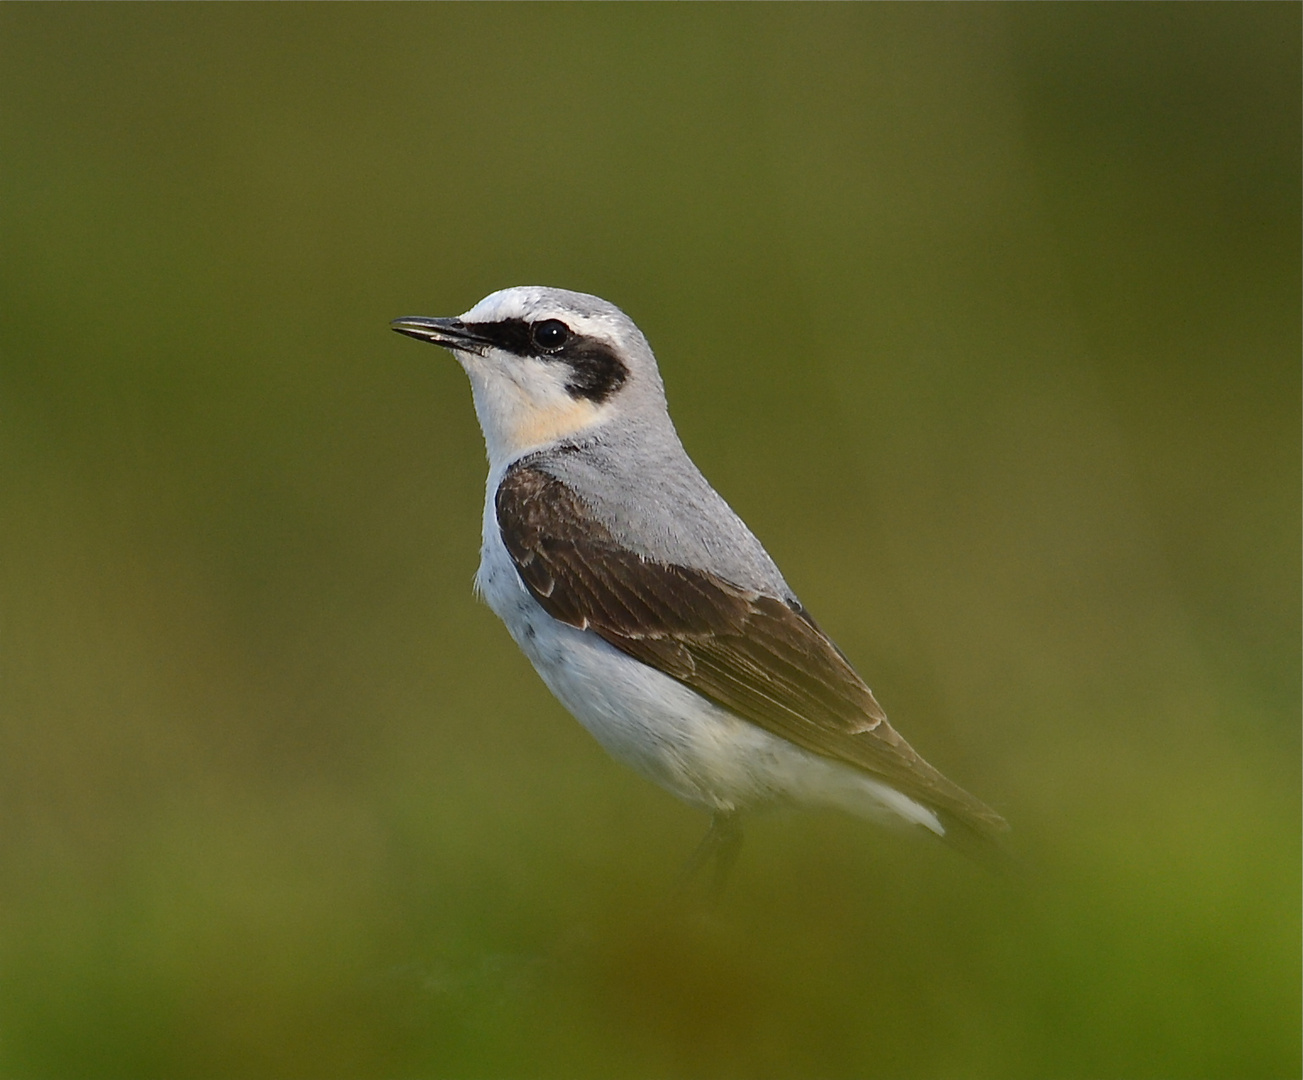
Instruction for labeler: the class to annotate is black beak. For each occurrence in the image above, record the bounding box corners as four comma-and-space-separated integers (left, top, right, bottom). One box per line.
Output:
390, 317, 490, 354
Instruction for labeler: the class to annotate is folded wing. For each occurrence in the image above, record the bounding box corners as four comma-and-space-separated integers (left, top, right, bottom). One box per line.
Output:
497, 463, 1009, 841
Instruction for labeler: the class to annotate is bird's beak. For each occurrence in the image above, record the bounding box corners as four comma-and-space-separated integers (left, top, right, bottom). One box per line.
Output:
390, 316, 490, 355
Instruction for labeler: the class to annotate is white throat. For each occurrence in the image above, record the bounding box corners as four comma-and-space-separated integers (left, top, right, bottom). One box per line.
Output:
460, 353, 608, 467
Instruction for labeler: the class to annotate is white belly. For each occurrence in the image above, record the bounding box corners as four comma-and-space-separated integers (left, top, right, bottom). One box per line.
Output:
473, 517, 943, 833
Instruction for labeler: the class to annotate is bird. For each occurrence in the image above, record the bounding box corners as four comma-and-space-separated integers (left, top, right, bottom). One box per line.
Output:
391, 286, 1008, 883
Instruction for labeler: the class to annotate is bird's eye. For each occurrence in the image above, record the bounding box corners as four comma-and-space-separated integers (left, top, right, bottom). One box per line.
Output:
531, 319, 570, 352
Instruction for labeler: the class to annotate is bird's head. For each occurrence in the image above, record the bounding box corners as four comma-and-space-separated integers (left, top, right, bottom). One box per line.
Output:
393, 286, 669, 466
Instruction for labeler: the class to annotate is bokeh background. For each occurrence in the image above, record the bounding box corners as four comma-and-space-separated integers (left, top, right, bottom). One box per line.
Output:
0, 5, 1298, 1077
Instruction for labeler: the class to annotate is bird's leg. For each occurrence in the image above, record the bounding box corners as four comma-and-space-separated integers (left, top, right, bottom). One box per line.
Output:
676, 811, 744, 898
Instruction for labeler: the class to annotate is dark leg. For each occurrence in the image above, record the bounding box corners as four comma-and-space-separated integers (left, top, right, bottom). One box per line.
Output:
676, 811, 744, 898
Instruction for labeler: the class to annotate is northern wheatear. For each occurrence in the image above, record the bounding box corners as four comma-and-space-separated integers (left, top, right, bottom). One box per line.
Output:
393, 287, 1007, 877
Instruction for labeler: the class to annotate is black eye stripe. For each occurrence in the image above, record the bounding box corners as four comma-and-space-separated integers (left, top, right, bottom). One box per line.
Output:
461, 317, 629, 403
559, 336, 628, 403
463, 317, 534, 356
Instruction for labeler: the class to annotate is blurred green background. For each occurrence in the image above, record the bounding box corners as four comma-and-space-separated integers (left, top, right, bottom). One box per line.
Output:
0, 5, 1298, 1077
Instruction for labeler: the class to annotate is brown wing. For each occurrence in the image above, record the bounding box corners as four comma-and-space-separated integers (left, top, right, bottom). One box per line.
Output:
496, 464, 1009, 839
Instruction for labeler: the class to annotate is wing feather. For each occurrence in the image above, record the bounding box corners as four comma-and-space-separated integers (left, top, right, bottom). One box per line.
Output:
497, 464, 1008, 839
